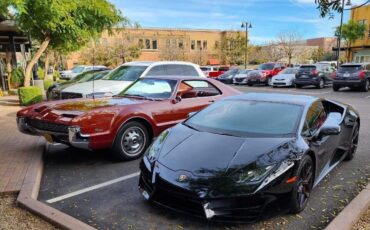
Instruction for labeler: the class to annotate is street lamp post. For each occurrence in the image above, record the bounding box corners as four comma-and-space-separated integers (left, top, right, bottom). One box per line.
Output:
241, 21, 252, 69
336, 0, 352, 68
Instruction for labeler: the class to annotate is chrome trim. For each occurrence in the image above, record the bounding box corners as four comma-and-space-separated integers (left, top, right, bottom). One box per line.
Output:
68, 126, 90, 150
16, 117, 39, 136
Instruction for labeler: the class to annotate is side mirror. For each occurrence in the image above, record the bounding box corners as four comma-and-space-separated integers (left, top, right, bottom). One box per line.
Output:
319, 122, 341, 136
172, 95, 182, 104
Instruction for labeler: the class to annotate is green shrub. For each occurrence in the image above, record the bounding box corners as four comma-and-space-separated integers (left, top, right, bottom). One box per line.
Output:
37, 67, 45, 79
53, 70, 60, 81
10, 67, 25, 86
44, 79, 54, 91
18, 86, 43, 106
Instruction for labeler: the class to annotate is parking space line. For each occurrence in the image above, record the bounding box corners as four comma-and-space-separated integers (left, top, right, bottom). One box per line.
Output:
46, 171, 140, 204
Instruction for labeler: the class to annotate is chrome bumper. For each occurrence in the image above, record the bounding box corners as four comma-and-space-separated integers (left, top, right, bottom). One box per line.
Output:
68, 126, 90, 150
16, 117, 90, 150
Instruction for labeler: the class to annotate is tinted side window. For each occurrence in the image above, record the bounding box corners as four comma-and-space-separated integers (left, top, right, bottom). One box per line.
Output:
302, 101, 327, 137
180, 80, 221, 98
146, 65, 166, 76
182, 65, 199, 76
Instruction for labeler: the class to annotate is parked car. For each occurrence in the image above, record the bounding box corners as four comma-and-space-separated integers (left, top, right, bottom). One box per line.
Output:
233, 69, 253, 85
332, 63, 370, 92
59, 61, 206, 99
248, 62, 286, 86
139, 93, 360, 221
47, 69, 111, 100
295, 64, 335, 89
16, 76, 239, 161
60, 65, 107, 80
216, 68, 240, 84
201, 66, 229, 78
271, 68, 299, 87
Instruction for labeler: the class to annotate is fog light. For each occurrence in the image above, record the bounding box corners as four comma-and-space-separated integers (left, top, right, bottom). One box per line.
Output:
203, 202, 215, 219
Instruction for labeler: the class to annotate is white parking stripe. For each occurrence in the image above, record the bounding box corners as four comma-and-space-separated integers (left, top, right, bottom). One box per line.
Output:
46, 171, 140, 204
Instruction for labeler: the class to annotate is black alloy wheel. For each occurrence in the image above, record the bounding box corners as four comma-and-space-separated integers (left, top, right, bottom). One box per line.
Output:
345, 122, 359, 161
289, 155, 314, 213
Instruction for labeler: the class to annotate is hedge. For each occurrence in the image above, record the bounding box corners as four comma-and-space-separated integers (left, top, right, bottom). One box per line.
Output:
44, 79, 54, 91
18, 86, 43, 106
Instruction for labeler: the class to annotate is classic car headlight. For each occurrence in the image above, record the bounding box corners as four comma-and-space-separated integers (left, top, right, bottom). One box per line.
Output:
234, 164, 275, 184
147, 129, 170, 162
86, 92, 113, 99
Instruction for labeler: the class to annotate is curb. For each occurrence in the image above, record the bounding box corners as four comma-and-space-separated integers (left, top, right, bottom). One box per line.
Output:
16, 141, 95, 230
326, 184, 370, 230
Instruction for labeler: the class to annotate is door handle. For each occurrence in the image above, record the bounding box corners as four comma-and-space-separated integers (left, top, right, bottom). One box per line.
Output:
208, 99, 215, 103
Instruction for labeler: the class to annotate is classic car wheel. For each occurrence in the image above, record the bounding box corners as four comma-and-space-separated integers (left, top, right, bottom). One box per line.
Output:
113, 121, 150, 161
345, 122, 359, 161
289, 155, 314, 213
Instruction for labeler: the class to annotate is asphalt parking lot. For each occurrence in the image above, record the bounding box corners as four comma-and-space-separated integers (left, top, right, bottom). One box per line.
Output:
38, 85, 370, 230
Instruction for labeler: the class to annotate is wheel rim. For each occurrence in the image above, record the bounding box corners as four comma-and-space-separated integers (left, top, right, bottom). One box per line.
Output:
296, 161, 313, 208
268, 78, 271, 85
350, 126, 359, 155
120, 127, 146, 156
366, 80, 369, 89
319, 79, 324, 88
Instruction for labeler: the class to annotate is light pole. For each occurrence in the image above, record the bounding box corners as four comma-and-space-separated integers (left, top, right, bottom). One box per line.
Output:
336, 0, 352, 68
241, 21, 252, 69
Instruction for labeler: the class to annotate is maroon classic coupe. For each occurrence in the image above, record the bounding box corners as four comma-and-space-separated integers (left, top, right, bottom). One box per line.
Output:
17, 76, 240, 160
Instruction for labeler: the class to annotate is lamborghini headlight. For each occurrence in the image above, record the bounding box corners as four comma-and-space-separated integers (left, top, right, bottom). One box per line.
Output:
234, 165, 275, 184
147, 129, 170, 162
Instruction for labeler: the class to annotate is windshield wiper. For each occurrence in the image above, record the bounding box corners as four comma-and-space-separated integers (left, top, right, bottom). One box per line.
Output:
121, 94, 157, 101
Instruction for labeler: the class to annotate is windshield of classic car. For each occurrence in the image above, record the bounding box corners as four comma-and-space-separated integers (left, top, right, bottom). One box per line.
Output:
119, 78, 177, 99
185, 100, 303, 137
102, 65, 147, 81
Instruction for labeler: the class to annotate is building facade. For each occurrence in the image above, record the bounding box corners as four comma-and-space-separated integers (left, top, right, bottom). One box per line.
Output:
66, 27, 244, 68
306, 37, 337, 53
349, 4, 370, 63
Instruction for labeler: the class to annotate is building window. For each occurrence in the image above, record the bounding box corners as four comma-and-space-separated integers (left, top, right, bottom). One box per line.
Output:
145, 39, 151, 49
152, 40, 158, 49
197, 40, 201, 49
191, 40, 195, 50
203, 40, 207, 50
178, 40, 184, 49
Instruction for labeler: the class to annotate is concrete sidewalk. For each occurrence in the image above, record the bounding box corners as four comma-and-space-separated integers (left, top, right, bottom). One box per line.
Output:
0, 96, 44, 194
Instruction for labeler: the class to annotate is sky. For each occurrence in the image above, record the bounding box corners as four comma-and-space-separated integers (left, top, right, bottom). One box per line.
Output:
111, 0, 364, 44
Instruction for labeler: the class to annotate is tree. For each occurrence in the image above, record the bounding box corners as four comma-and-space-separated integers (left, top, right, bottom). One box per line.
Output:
311, 47, 325, 62
218, 32, 246, 65
335, 20, 367, 61
4, 0, 123, 86
159, 40, 186, 61
315, 0, 344, 17
276, 31, 302, 65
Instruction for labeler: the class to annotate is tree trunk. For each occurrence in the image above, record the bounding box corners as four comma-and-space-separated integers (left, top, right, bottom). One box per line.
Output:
44, 50, 50, 79
24, 36, 50, 87
5, 52, 12, 90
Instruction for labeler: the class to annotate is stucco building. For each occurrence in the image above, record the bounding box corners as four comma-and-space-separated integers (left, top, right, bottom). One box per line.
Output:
66, 27, 244, 68
348, 4, 370, 63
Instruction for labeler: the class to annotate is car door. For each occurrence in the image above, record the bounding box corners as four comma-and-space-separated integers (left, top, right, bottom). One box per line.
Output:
302, 101, 339, 178
171, 80, 222, 123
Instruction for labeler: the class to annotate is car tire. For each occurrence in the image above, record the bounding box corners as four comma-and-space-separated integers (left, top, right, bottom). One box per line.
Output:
248, 83, 253, 87
289, 154, 314, 214
333, 85, 340, 92
266, 78, 272, 86
295, 84, 302, 88
361, 79, 369, 92
272, 85, 277, 88
112, 121, 150, 161
344, 122, 359, 161
317, 78, 324, 89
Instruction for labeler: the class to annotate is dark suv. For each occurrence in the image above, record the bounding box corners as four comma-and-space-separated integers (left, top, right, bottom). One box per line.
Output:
332, 63, 370, 92
295, 64, 334, 89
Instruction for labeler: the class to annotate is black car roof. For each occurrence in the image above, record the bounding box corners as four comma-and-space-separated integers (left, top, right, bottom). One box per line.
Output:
225, 93, 318, 106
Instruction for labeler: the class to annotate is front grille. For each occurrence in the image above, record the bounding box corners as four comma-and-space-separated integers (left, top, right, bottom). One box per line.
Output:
61, 92, 83, 99
235, 78, 244, 82
25, 118, 69, 133
273, 82, 286, 86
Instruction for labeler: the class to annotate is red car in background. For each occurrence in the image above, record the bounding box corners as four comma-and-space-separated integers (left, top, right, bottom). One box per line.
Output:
201, 66, 230, 78
248, 62, 286, 86
17, 76, 239, 161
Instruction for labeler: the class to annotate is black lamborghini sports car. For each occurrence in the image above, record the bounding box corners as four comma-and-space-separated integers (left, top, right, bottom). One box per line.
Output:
139, 93, 360, 222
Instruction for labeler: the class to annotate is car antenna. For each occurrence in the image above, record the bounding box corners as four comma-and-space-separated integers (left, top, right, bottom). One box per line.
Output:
92, 40, 95, 100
